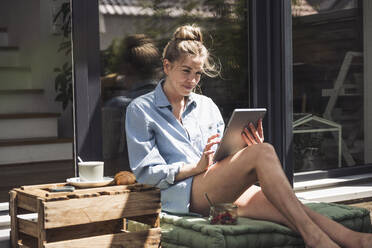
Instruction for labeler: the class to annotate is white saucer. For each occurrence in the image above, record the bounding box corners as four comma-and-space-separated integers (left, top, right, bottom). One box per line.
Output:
66, 177, 114, 188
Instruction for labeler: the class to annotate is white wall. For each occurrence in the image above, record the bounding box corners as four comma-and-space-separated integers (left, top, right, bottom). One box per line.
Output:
1, 0, 72, 113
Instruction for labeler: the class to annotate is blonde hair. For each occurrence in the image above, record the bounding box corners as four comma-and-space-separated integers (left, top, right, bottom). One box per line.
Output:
162, 24, 220, 78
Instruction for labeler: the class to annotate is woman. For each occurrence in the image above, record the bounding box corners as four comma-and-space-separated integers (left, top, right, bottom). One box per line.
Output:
125, 24, 372, 248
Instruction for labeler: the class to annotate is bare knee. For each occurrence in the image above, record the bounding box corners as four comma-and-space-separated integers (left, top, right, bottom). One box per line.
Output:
229, 143, 279, 180
244, 142, 277, 161
240, 143, 281, 174
257, 142, 276, 153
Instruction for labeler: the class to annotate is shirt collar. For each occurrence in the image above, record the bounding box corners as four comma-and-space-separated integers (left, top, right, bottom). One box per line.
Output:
154, 79, 171, 108
154, 79, 197, 108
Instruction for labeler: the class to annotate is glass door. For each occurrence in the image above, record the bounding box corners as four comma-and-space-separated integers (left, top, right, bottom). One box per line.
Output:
291, 0, 367, 172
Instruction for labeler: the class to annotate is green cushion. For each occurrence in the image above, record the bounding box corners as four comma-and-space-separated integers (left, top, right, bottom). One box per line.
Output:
160, 202, 371, 248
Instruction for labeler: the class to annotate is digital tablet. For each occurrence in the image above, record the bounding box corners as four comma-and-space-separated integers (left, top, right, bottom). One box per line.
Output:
213, 108, 267, 162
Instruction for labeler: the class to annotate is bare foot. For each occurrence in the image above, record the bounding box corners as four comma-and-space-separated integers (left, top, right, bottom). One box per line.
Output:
304, 231, 340, 248
359, 232, 372, 248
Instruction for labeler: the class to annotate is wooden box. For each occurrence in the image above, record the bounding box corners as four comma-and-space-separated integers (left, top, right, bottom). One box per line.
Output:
9, 183, 161, 248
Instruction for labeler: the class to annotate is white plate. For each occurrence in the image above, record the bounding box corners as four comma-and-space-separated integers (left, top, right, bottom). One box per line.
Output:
66, 177, 115, 188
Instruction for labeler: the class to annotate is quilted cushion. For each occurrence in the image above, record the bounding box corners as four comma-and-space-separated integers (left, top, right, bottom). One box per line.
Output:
160, 202, 371, 248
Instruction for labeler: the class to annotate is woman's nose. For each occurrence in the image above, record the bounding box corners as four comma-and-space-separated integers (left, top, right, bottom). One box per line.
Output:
188, 75, 198, 84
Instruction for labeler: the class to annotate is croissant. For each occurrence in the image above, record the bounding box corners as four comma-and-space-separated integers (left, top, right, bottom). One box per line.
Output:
114, 171, 136, 185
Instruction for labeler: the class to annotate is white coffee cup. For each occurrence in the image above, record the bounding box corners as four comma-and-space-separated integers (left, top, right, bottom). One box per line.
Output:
78, 161, 104, 182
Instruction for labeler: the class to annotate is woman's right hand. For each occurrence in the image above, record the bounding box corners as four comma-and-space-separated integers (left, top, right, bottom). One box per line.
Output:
195, 134, 220, 174
175, 134, 220, 181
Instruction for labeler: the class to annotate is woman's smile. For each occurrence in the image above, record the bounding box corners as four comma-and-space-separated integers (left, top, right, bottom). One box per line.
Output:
182, 84, 195, 91
163, 55, 204, 100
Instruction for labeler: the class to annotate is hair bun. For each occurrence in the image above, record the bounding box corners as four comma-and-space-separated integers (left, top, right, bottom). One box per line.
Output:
163, 24, 220, 77
121, 34, 160, 76
173, 24, 203, 43
125, 34, 152, 50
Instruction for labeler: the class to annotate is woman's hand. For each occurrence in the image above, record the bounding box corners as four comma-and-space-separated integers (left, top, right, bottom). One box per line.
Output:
175, 134, 220, 181
242, 118, 264, 146
195, 134, 220, 173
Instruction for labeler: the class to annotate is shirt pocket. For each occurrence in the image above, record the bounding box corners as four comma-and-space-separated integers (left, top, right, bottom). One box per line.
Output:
199, 121, 223, 149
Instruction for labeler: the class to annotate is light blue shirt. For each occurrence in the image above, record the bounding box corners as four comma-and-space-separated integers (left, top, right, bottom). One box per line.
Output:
126, 80, 225, 214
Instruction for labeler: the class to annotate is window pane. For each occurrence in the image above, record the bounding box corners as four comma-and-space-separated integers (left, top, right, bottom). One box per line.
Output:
0, 1, 74, 201
292, 0, 367, 172
99, 0, 249, 175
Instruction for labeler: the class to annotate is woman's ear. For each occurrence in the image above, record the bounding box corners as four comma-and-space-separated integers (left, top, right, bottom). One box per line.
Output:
163, 59, 171, 75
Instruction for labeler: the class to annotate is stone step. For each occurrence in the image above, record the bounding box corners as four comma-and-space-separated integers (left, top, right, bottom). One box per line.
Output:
295, 182, 372, 203
0, 113, 59, 139
0, 215, 9, 230
0, 202, 10, 245
294, 173, 372, 203
0, 203, 8, 212
0, 47, 20, 67
0, 89, 48, 114
0, 229, 10, 248
0, 137, 73, 165
0, 66, 32, 90
294, 172, 372, 192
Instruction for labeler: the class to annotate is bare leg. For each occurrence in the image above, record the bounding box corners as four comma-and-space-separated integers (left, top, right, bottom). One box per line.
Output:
234, 185, 297, 231
236, 186, 372, 248
302, 203, 372, 248
190, 143, 339, 248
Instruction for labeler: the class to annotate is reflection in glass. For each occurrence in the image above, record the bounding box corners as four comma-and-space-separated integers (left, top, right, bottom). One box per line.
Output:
101, 34, 160, 174
99, 0, 249, 174
292, 0, 364, 171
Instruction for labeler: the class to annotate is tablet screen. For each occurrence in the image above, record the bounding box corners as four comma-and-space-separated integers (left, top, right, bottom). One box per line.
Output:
213, 108, 267, 162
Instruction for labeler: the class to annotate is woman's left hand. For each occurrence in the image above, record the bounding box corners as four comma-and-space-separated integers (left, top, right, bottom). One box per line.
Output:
242, 118, 264, 146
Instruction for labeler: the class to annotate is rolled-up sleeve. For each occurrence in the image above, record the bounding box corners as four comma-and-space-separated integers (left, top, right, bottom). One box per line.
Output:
125, 103, 182, 189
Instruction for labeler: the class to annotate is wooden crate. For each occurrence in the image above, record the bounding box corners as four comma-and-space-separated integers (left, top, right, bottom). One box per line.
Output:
9, 183, 161, 248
